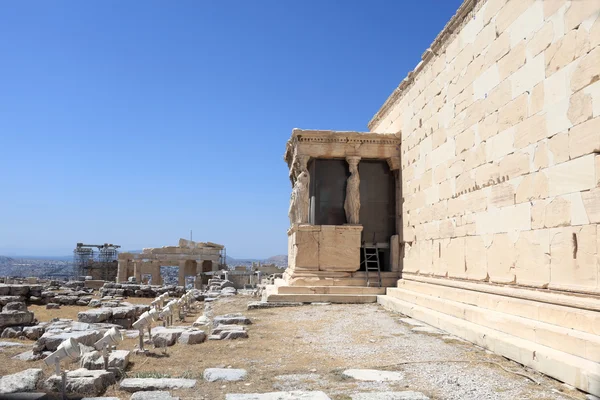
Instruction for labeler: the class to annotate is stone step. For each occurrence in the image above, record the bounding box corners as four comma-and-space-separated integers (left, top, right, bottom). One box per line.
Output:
377, 294, 600, 397
275, 286, 386, 295
395, 279, 600, 336
265, 293, 378, 303
386, 287, 600, 362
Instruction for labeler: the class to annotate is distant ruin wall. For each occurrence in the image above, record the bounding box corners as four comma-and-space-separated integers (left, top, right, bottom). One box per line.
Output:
370, 0, 600, 294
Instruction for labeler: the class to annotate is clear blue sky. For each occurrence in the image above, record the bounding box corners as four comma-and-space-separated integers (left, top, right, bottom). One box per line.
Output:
0, 0, 462, 258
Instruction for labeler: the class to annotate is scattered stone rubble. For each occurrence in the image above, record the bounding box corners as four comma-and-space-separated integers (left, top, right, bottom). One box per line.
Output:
209, 313, 251, 340
78, 301, 150, 329
43, 368, 116, 396
100, 283, 185, 298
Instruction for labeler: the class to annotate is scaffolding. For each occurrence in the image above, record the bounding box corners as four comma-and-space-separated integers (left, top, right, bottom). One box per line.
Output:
73, 243, 121, 280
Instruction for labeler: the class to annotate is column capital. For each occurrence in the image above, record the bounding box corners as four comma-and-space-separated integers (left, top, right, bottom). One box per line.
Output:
346, 156, 361, 166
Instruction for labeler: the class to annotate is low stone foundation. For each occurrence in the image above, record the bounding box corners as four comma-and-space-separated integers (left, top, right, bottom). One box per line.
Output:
378, 275, 600, 396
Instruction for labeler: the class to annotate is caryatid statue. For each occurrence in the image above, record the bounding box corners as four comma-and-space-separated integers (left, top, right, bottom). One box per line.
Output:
344, 157, 361, 224
288, 156, 310, 226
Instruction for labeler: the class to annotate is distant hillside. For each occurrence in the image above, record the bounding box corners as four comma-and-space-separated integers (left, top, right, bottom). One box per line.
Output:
0, 255, 73, 278
266, 255, 288, 265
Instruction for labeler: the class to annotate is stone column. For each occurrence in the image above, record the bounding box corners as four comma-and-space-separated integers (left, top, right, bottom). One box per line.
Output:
150, 261, 162, 286
344, 156, 361, 224
133, 261, 142, 283
117, 260, 128, 283
178, 261, 186, 286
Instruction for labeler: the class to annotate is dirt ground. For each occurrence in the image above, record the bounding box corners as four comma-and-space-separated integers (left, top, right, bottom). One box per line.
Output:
0, 295, 590, 400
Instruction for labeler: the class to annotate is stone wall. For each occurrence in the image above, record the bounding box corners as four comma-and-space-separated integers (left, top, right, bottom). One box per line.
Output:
369, 0, 600, 294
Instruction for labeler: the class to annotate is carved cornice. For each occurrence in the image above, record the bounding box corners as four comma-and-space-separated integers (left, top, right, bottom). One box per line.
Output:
367, 0, 481, 131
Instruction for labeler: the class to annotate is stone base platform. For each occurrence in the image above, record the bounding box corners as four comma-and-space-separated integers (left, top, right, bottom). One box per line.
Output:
377, 275, 600, 396
281, 271, 399, 288
264, 279, 385, 303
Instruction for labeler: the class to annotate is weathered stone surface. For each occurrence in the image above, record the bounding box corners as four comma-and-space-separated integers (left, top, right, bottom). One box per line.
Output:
203, 368, 247, 382
44, 369, 116, 396
569, 117, 600, 159
9, 285, 30, 297
351, 393, 430, 400
226, 393, 331, 400
341, 369, 403, 382
1, 327, 20, 338
78, 309, 113, 324
81, 349, 130, 370
213, 314, 252, 326
36, 330, 101, 352
12, 350, 48, 361
130, 391, 180, 400
247, 301, 303, 310
178, 330, 206, 345
546, 154, 596, 197
151, 328, 185, 347
45, 303, 60, 310
3, 302, 27, 312
0, 311, 34, 328
0, 369, 42, 394
0, 340, 25, 347
119, 378, 196, 392
209, 324, 248, 340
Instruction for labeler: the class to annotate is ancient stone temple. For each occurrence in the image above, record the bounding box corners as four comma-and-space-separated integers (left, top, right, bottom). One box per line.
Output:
273, 0, 600, 396
117, 239, 224, 286
282, 130, 401, 289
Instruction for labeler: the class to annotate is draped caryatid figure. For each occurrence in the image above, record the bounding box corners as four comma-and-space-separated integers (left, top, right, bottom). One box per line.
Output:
344, 156, 361, 224
288, 156, 310, 226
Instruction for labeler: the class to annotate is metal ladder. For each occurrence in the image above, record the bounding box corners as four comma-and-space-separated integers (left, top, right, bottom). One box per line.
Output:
362, 246, 382, 288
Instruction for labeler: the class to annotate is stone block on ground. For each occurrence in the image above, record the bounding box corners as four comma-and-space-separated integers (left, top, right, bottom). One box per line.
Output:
81, 349, 130, 370
130, 391, 180, 400
209, 325, 248, 340
1, 327, 20, 338
22, 325, 46, 340
0, 393, 48, 399
213, 314, 252, 326
192, 315, 210, 327
78, 309, 112, 324
151, 328, 185, 347
0, 340, 25, 347
247, 301, 303, 310
44, 369, 116, 396
0, 368, 43, 394
36, 330, 102, 352
3, 302, 27, 312
0, 311, 34, 328
342, 369, 404, 382
203, 368, 247, 382
178, 330, 206, 344
351, 393, 430, 400
225, 392, 331, 400
45, 303, 60, 310
12, 350, 49, 361
119, 378, 196, 392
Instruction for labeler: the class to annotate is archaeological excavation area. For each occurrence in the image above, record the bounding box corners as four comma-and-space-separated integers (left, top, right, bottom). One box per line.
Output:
1, 0, 600, 399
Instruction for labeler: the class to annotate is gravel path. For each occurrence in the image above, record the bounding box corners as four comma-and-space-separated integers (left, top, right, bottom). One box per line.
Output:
256, 302, 586, 400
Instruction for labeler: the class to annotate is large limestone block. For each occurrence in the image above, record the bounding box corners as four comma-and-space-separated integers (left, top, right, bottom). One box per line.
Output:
528, 21, 554, 58
544, 196, 572, 228
570, 46, 600, 93
567, 90, 594, 126
564, 0, 600, 32
545, 28, 590, 77
119, 378, 196, 393
569, 116, 600, 159
533, 141, 549, 171
487, 234, 516, 283
545, 154, 596, 196
547, 131, 570, 165
292, 229, 319, 270
582, 188, 600, 223
495, 0, 535, 34
549, 225, 598, 293
515, 230, 551, 287
498, 43, 526, 81
0, 368, 42, 394
486, 128, 515, 162
464, 236, 488, 280
418, 240, 434, 276
515, 114, 547, 149
543, 0, 567, 20
475, 203, 531, 235
488, 183, 515, 208
0, 310, 34, 328
511, 53, 545, 99
443, 237, 466, 279
497, 93, 527, 133
516, 172, 549, 203
316, 226, 362, 272
498, 152, 529, 180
